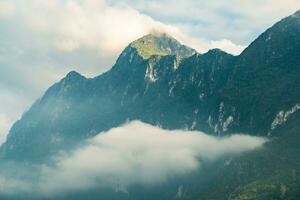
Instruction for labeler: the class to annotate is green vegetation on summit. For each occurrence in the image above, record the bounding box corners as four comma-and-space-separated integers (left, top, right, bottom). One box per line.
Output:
130, 33, 196, 59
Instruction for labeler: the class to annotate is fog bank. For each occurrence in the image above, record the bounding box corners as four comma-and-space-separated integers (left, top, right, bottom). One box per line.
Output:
0, 121, 267, 197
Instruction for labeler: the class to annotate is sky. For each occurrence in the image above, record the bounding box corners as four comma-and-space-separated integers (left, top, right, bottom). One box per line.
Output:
0, 0, 299, 143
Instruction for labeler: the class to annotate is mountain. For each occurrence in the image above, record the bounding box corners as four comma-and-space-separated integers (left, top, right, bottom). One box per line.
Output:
0, 33, 235, 162
219, 10, 300, 135
0, 9, 300, 200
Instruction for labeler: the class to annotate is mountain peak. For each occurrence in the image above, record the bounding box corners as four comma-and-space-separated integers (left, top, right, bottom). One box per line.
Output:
66, 70, 84, 78
206, 48, 226, 54
129, 33, 196, 59
63, 70, 86, 83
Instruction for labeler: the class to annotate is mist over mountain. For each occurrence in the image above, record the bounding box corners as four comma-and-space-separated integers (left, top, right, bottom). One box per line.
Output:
0, 121, 266, 199
0, 9, 300, 200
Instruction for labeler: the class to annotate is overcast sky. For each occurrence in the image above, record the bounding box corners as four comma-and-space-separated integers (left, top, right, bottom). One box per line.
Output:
0, 0, 299, 143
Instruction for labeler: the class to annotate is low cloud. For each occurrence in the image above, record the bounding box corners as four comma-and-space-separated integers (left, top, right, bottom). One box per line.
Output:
0, 121, 266, 197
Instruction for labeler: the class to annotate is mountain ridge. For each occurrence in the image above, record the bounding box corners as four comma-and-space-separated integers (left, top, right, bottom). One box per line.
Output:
1, 9, 300, 161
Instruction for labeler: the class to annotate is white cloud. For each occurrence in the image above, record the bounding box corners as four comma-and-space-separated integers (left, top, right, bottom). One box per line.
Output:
114, 0, 300, 44
0, 1, 15, 18
20, 0, 176, 55
0, 121, 266, 197
15, 0, 245, 63
0, 113, 11, 144
210, 39, 246, 55
171, 33, 245, 55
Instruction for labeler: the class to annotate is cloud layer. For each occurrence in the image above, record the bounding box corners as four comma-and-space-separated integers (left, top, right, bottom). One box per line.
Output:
115, 0, 300, 44
0, 121, 266, 197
